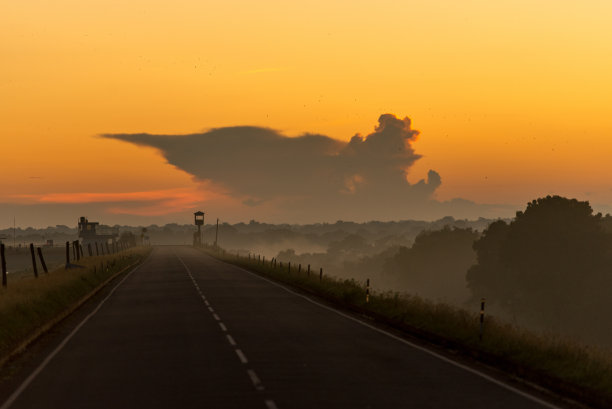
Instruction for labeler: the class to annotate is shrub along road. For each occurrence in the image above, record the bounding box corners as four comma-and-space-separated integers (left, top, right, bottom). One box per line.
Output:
0, 246, 574, 409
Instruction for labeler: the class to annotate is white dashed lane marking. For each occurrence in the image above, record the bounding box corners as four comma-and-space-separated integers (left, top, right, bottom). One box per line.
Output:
235, 349, 249, 364
176, 253, 278, 408
247, 369, 265, 391
265, 400, 279, 409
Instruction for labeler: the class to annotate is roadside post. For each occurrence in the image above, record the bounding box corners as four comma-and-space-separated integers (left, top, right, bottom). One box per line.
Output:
479, 298, 486, 341
37, 247, 48, 273
1, 243, 7, 287
29, 243, 38, 278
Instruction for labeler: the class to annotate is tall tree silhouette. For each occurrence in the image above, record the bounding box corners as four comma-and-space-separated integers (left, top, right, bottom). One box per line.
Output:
467, 196, 612, 334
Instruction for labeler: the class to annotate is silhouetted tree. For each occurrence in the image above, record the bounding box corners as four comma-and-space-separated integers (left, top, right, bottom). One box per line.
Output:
383, 226, 479, 303
465, 220, 511, 306
467, 196, 612, 335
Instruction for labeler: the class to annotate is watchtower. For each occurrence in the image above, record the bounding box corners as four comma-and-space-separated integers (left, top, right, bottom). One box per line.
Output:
78, 217, 118, 248
194, 211, 204, 246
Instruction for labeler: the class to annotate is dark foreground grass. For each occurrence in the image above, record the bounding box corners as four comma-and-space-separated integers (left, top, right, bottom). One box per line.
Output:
0, 247, 151, 364
209, 248, 612, 408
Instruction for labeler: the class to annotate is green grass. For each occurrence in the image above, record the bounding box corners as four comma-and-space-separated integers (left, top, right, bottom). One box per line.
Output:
0, 246, 151, 363
208, 247, 612, 408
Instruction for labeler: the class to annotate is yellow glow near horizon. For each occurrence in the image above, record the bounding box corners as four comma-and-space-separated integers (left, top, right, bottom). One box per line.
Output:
2, 0, 612, 224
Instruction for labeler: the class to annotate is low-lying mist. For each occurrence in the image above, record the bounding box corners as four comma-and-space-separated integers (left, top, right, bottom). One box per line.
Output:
6, 197, 612, 349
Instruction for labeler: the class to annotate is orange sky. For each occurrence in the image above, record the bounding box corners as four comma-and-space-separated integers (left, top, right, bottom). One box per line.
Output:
2, 1, 612, 227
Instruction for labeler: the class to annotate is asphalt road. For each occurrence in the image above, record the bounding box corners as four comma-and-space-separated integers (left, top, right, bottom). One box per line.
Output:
1, 246, 572, 409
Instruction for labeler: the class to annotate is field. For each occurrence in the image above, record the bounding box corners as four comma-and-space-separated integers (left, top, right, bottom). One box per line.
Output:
2, 246, 67, 278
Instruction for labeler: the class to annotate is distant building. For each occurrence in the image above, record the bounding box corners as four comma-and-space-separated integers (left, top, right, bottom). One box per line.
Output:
77, 217, 118, 248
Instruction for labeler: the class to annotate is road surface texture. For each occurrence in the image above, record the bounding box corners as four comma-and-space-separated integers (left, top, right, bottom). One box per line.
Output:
1, 246, 576, 409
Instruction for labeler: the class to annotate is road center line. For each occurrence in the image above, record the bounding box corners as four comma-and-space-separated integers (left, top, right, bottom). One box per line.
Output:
177, 252, 277, 406
235, 349, 248, 364
265, 400, 279, 409
247, 369, 264, 391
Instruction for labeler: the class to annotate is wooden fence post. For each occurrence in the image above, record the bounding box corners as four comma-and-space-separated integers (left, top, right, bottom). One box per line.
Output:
88, 243, 93, 257
29, 243, 38, 278
1, 243, 7, 287
95, 242, 99, 256
65, 241, 70, 265
37, 247, 48, 274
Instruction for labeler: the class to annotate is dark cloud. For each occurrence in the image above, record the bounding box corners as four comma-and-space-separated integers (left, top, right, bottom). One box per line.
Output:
102, 115, 453, 221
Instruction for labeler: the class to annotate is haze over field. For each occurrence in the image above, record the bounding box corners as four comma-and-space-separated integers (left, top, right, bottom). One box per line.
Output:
7, 201, 612, 350
2, 1, 612, 228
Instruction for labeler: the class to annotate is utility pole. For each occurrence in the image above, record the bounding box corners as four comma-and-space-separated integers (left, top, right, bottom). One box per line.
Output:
215, 218, 219, 248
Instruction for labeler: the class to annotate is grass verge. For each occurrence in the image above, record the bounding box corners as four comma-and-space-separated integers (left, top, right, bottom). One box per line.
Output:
0, 246, 151, 366
208, 248, 612, 409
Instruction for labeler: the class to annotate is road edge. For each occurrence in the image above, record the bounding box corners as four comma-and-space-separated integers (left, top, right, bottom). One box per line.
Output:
0, 250, 151, 370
